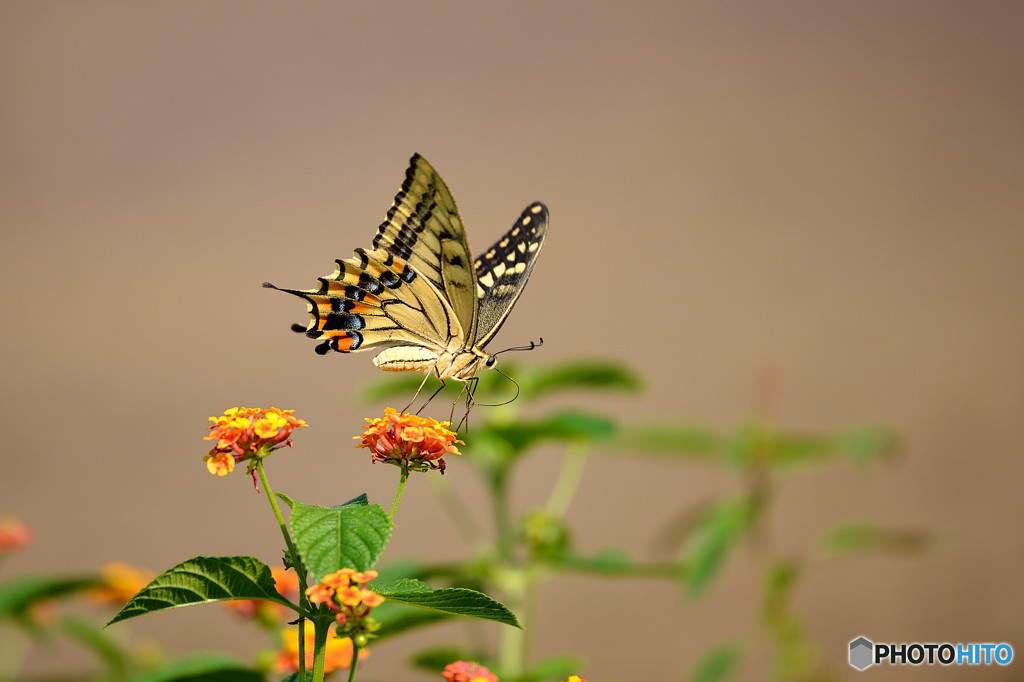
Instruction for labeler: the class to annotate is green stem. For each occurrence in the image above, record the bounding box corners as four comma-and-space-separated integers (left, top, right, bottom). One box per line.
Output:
310, 617, 331, 682
347, 638, 360, 682
256, 460, 312, 682
545, 443, 588, 519
389, 461, 410, 522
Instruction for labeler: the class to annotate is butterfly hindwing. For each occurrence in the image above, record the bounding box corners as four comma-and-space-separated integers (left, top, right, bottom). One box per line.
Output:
372, 154, 478, 342
473, 202, 549, 347
268, 248, 459, 355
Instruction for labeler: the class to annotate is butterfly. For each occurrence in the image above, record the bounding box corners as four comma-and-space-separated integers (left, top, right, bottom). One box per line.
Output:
264, 153, 548, 408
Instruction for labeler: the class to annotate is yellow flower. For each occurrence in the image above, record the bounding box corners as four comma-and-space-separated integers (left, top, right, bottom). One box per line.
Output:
355, 408, 463, 473
203, 407, 307, 477
276, 627, 367, 673
562, 677, 587, 682
92, 562, 154, 606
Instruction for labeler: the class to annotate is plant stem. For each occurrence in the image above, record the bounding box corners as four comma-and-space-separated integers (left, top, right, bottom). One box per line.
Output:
311, 616, 331, 682
389, 460, 410, 522
347, 638, 360, 682
256, 460, 312, 682
545, 443, 588, 519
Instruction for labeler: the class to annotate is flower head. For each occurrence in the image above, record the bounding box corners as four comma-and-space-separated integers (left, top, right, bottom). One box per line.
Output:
355, 408, 463, 473
91, 562, 154, 606
203, 407, 307, 477
304, 569, 384, 638
442, 661, 499, 682
562, 677, 587, 682
0, 516, 32, 552
276, 626, 367, 673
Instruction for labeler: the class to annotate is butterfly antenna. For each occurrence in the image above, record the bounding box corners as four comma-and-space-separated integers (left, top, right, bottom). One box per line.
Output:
471, 368, 521, 408
493, 337, 544, 357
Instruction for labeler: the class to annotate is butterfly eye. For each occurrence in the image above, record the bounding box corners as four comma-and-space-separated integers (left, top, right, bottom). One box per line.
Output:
485, 355, 497, 368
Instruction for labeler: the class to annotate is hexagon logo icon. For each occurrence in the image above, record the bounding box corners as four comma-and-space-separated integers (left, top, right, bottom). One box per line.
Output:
849, 636, 874, 670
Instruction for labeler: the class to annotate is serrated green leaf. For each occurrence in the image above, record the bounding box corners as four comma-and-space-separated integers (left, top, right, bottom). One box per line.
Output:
132, 653, 261, 682
682, 498, 757, 595
689, 642, 743, 682
375, 580, 520, 628
289, 500, 391, 582
0, 575, 102, 619
106, 556, 289, 626
372, 602, 452, 641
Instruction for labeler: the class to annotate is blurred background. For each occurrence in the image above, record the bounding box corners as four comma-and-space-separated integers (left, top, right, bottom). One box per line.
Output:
2, 2, 1022, 680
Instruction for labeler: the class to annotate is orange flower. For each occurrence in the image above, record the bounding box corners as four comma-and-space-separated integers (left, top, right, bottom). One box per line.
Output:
203, 407, 307, 478
275, 626, 367, 673
562, 677, 587, 682
0, 516, 31, 552
224, 567, 299, 622
304, 569, 384, 633
355, 408, 463, 473
92, 562, 154, 606
442, 661, 499, 682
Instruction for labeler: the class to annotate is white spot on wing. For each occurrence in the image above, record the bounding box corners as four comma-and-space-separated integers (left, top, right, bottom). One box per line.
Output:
522, 216, 532, 226
478, 272, 494, 287
513, 261, 526, 274
531, 205, 543, 214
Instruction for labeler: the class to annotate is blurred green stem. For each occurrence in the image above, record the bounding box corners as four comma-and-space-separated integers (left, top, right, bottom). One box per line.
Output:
428, 473, 486, 550
546, 442, 588, 518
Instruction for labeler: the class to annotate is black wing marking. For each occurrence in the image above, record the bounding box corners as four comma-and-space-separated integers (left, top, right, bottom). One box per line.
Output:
372, 154, 478, 342
472, 202, 549, 348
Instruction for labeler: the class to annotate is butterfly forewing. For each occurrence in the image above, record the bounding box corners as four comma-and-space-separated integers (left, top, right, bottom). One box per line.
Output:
473, 202, 549, 348
371, 154, 478, 342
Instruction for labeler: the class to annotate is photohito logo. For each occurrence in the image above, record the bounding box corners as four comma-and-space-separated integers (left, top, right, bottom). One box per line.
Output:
848, 636, 1014, 670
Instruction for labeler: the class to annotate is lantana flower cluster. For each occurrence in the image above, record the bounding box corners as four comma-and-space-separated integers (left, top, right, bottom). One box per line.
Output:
306, 568, 385, 638
203, 407, 307, 477
0, 516, 31, 553
354, 408, 463, 473
442, 661, 499, 682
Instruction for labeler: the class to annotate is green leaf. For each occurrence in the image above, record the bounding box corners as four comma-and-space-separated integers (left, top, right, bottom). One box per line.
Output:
682, 498, 757, 595
409, 645, 488, 673
132, 653, 262, 682
106, 556, 289, 626
599, 422, 722, 460
480, 409, 617, 456
689, 642, 743, 682
820, 523, 934, 556
371, 602, 452, 641
375, 579, 521, 628
59, 614, 130, 672
0, 575, 102, 619
519, 359, 643, 400
519, 655, 586, 682
288, 499, 392, 583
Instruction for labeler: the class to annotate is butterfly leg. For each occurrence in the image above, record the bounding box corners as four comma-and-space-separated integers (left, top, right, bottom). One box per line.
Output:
454, 377, 479, 431
401, 371, 436, 414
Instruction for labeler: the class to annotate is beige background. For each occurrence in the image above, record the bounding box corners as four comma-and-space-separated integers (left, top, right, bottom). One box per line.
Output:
2, 2, 1023, 680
